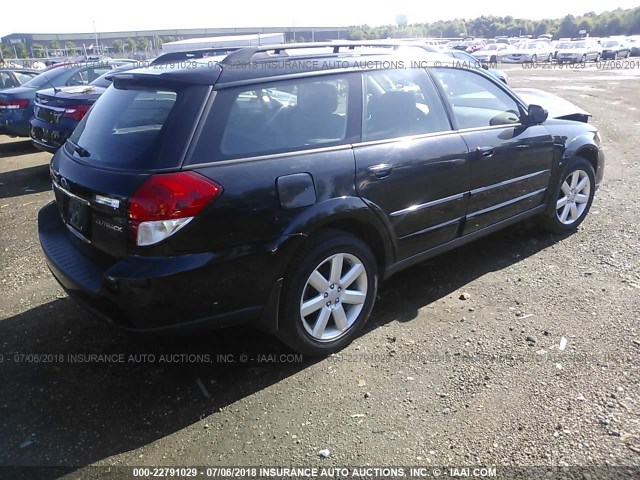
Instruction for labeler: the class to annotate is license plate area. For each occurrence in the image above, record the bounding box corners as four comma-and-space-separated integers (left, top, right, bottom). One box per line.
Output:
53, 182, 91, 240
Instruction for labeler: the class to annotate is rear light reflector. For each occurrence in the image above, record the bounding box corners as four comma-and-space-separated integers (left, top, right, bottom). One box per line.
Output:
63, 104, 92, 121
128, 171, 223, 247
0, 98, 29, 110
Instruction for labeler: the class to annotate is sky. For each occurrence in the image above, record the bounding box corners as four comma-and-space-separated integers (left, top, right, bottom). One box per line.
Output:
2, 0, 639, 37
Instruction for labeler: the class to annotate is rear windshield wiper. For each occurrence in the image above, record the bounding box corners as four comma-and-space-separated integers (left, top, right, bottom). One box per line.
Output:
67, 139, 91, 158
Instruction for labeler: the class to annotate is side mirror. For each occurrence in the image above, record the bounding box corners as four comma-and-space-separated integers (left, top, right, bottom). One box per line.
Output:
526, 104, 548, 125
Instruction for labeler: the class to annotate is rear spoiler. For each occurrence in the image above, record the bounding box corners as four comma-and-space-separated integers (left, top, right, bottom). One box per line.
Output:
150, 47, 243, 65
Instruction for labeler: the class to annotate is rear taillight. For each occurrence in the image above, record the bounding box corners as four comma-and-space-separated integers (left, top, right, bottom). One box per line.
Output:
128, 171, 223, 247
0, 98, 29, 110
63, 104, 91, 121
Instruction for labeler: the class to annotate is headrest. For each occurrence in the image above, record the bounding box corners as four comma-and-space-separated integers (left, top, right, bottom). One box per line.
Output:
297, 82, 339, 116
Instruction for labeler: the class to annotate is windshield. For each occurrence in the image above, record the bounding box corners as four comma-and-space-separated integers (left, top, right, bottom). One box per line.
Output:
484, 45, 502, 51
570, 42, 587, 48
517, 43, 536, 50
604, 41, 618, 47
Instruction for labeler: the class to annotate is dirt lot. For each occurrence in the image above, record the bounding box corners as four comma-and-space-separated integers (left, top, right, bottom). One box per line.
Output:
0, 65, 639, 478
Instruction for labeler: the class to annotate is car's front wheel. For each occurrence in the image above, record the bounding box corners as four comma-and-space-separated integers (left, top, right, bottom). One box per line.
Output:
277, 231, 378, 356
536, 157, 596, 234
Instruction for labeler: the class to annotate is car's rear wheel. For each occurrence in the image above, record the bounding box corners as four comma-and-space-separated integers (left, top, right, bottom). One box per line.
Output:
536, 157, 596, 234
277, 231, 378, 356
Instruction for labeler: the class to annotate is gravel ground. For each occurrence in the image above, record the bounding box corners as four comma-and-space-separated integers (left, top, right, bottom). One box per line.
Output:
0, 64, 638, 479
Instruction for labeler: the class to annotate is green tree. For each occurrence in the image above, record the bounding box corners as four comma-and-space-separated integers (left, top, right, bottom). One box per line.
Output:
112, 39, 124, 53
137, 37, 149, 52
65, 41, 76, 53
49, 40, 60, 50
16, 43, 29, 58
1, 42, 14, 59
32, 43, 46, 58
125, 38, 136, 53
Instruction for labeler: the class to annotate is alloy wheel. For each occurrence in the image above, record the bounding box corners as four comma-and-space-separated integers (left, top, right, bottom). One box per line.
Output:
556, 170, 591, 225
300, 253, 368, 342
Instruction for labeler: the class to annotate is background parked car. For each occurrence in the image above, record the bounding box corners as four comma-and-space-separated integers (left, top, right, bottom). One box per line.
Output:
442, 49, 508, 83
0, 68, 39, 90
472, 43, 511, 63
0, 63, 113, 137
556, 40, 602, 63
627, 38, 640, 56
503, 42, 554, 63
30, 64, 137, 152
601, 39, 631, 59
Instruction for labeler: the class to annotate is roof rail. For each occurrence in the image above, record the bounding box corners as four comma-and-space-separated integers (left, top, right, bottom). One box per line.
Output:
220, 41, 408, 64
151, 47, 243, 65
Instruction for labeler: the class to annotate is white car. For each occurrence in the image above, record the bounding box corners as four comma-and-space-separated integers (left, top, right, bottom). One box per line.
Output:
472, 43, 511, 63
503, 42, 554, 63
556, 40, 602, 63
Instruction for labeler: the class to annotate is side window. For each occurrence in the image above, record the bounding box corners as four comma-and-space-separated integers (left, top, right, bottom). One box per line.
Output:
66, 71, 86, 86
220, 76, 349, 157
14, 72, 38, 84
0, 72, 13, 88
432, 68, 522, 129
363, 69, 451, 141
87, 67, 111, 83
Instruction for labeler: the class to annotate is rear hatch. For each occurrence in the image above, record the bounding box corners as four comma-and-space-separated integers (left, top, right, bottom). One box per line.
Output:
34, 85, 105, 125
50, 72, 217, 259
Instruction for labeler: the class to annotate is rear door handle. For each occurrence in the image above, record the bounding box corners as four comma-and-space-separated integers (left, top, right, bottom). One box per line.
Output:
476, 146, 495, 158
367, 164, 393, 179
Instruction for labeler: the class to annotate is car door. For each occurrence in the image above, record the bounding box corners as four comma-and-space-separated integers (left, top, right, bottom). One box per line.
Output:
431, 67, 554, 234
354, 68, 471, 260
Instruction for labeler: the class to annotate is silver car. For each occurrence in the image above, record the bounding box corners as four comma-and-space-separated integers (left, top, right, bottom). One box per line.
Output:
556, 40, 602, 63
503, 42, 554, 63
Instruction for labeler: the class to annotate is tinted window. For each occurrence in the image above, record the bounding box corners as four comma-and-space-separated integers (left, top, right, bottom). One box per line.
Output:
22, 68, 68, 88
363, 69, 450, 141
432, 68, 522, 129
14, 71, 38, 84
219, 76, 349, 157
0, 72, 13, 88
67, 84, 207, 170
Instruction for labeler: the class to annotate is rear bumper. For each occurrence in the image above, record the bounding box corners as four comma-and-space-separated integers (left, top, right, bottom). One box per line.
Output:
0, 110, 31, 137
38, 201, 296, 333
30, 118, 73, 153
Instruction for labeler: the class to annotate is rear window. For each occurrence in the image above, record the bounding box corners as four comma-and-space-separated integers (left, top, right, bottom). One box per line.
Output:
67, 84, 208, 170
22, 68, 67, 89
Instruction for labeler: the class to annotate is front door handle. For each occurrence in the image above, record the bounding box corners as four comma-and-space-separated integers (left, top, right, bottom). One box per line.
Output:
367, 164, 393, 179
476, 146, 495, 158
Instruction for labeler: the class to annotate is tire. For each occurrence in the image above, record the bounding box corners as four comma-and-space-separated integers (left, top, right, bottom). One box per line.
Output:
536, 157, 596, 234
277, 230, 378, 356
531, 54, 537, 64
490, 55, 497, 64
581, 54, 587, 63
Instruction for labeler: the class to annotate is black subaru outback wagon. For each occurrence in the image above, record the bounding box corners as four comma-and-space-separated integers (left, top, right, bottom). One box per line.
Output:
39, 43, 604, 355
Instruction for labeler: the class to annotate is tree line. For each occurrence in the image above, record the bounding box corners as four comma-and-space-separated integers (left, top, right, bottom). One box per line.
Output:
347, 7, 640, 40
